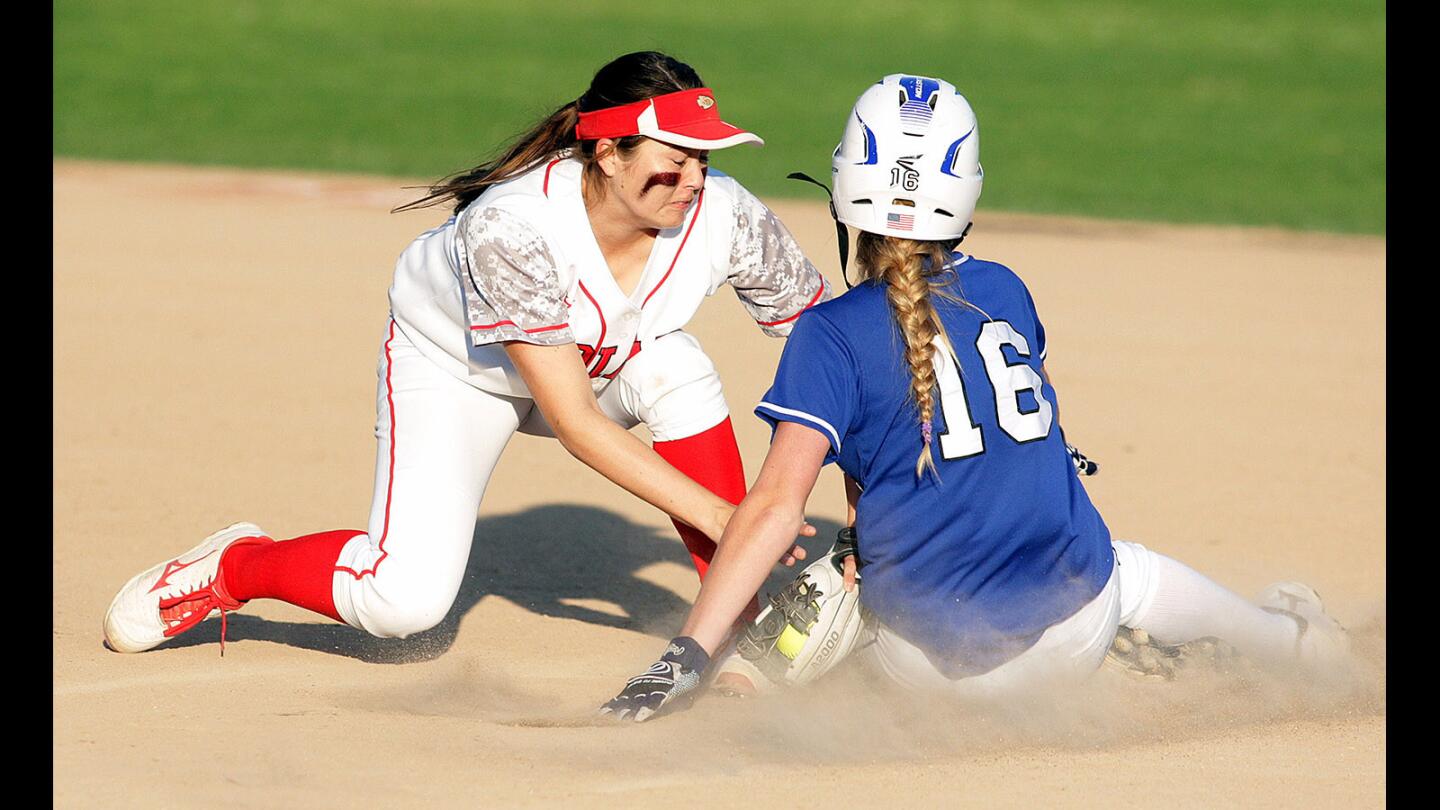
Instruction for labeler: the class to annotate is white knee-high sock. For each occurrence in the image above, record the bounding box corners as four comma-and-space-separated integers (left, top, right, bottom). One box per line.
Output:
1112, 541, 1299, 664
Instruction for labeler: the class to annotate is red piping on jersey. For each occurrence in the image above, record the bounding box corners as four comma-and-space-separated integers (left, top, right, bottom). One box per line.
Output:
755, 277, 826, 327
641, 189, 705, 309
542, 158, 562, 198
335, 320, 398, 580
470, 320, 571, 334
577, 280, 606, 372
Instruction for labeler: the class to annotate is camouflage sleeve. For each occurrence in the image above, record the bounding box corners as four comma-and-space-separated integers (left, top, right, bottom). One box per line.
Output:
458, 205, 575, 347
726, 184, 832, 338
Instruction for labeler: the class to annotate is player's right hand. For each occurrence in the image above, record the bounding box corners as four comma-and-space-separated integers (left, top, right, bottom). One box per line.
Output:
599, 636, 711, 723
1066, 443, 1099, 476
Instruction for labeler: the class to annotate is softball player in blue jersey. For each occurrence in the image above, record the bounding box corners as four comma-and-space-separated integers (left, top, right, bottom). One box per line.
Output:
601, 74, 1351, 722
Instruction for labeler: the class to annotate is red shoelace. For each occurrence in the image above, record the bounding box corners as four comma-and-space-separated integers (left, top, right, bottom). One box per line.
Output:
158, 587, 241, 656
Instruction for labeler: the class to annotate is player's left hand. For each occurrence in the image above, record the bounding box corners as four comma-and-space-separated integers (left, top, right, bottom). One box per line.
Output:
599, 636, 712, 723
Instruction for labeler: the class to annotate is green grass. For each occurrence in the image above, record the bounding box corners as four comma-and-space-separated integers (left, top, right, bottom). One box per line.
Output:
54, 0, 1384, 233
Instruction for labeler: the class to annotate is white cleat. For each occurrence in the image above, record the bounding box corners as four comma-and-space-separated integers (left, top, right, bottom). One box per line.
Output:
103, 522, 274, 654
1256, 580, 1351, 674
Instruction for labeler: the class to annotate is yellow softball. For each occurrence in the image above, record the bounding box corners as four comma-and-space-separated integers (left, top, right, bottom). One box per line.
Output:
775, 624, 808, 660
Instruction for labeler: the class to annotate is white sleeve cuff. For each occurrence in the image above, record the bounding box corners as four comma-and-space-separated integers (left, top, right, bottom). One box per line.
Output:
755, 401, 841, 454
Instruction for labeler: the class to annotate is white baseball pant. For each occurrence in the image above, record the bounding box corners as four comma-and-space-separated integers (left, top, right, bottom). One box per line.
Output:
330, 321, 730, 637
860, 540, 1303, 697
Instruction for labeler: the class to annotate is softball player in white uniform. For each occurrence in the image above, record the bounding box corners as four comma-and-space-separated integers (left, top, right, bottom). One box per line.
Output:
602, 74, 1351, 722
103, 51, 829, 653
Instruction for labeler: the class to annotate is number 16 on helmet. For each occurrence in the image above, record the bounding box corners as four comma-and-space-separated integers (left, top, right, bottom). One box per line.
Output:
831, 74, 984, 242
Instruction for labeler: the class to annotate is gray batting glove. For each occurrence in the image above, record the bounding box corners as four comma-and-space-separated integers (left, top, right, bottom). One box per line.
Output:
1067, 443, 1098, 476
599, 636, 711, 723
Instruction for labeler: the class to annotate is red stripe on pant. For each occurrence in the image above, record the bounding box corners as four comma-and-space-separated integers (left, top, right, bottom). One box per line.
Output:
651, 417, 761, 623
217, 322, 397, 622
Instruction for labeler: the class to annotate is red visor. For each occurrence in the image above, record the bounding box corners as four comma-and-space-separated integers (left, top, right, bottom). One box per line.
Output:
575, 88, 763, 150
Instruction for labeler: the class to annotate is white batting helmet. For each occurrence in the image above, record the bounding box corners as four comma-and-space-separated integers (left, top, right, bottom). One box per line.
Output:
831, 74, 983, 241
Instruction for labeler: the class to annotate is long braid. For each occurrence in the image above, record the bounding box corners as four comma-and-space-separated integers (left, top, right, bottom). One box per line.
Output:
858, 233, 967, 480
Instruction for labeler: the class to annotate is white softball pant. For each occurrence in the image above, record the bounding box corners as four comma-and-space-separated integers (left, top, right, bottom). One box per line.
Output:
330, 321, 730, 638
863, 539, 1298, 697
863, 560, 1122, 698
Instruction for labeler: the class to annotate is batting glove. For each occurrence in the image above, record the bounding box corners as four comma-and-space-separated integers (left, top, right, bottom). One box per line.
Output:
1066, 443, 1099, 476
599, 636, 711, 723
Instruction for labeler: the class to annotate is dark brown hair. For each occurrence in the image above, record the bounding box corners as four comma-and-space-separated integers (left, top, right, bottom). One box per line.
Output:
395, 51, 704, 215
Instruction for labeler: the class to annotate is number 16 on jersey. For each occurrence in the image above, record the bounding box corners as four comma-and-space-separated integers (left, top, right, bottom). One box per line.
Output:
932, 320, 1053, 460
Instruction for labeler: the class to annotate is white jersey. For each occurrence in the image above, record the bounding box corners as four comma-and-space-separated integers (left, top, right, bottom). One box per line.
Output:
388, 155, 831, 398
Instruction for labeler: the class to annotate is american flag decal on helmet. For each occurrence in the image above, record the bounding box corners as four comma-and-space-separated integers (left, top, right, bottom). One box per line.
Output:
887, 212, 915, 231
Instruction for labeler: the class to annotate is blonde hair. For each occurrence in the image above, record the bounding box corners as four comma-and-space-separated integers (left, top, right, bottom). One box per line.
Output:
855, 231, 972, 480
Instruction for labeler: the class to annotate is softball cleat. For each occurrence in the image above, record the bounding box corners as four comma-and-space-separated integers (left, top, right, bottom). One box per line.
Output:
103, 522, 274, 654
1256, 580, 1352, 674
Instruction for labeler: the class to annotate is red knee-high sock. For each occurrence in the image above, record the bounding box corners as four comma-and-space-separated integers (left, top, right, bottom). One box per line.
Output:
219, 529, 361, 623
652, 418, 746, 577
652, 417, 761, 624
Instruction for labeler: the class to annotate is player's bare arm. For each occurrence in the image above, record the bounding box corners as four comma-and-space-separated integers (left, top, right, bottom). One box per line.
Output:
678, 421, 830, 655
600, 421, 828, 721
505, 340, 733, 542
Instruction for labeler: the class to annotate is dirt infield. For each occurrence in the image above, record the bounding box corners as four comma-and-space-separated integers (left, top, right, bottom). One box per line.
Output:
53, 161, 1385, 808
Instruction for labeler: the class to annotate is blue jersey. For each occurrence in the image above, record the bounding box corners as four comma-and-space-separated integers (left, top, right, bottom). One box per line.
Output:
756, 253, 1113, 678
